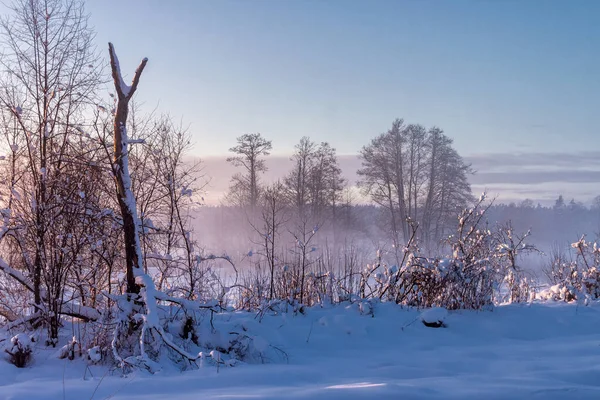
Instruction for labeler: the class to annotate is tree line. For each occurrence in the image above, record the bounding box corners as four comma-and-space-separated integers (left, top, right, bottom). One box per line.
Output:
223, 121, 472, 252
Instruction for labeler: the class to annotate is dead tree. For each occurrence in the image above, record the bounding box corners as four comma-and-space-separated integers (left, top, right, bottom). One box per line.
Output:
108, 43, 147, 295
108, 43, 217, 372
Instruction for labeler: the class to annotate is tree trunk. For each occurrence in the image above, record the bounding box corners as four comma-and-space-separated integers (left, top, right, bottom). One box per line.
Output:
108, 43, 148, 295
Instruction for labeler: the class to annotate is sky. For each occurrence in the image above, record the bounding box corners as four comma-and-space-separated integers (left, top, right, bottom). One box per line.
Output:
6, 0, 600, 204
85, 0, 599, 153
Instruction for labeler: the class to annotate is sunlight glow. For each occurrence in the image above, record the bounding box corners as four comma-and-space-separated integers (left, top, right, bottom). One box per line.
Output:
326, 382, 387, 389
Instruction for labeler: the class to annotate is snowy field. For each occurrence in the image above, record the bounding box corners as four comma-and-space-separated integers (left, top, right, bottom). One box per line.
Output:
2, 302, 600, 399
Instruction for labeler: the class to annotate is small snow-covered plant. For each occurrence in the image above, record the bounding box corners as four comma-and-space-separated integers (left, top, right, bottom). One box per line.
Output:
543, 246, 577, 291
236, 264, 270, 311
58, 336, 81, 360
541, 283, 577, 302
492, 222, 539, 304
366, 221, 421, 302
87, 346, 102, 364
181, 315, 199, 345
358, 299, 374, 316
5, 333, 34, 367
226, 332, 285, 364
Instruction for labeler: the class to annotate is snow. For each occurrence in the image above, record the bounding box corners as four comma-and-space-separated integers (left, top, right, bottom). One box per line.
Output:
0, 256, 35, 292
128, 138, 146, 145
2, 302, 600, 399
87, 346, 101, 363
108, 44, 131, 97
420, 307, 448, 324
9, 334, 33, 353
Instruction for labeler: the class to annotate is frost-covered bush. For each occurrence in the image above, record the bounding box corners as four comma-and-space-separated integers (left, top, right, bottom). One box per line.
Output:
491, 222, 538, 304
362, 248, 495, 310
362, 196, 539, 310
540, 284, 577, 302
362, 198, 496, 310
543, 237, 600, 302
394, 257, 494, 310
233, 195, 542, 312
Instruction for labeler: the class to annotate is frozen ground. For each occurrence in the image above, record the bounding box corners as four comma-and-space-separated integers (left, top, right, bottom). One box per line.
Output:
2, 302, 600, 399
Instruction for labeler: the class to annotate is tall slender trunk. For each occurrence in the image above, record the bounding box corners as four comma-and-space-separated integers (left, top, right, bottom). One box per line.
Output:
108, 43, 148, 295
423, 137, 438, 245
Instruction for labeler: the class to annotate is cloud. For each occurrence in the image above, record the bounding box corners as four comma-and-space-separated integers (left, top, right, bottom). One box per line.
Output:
470, 170, 600, 185
465, 151, 600, 172
466, 150, 600, 205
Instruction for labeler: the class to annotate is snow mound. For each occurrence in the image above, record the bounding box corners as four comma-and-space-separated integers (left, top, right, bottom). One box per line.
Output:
420, 307, 448, 327
5, 333, 34, 367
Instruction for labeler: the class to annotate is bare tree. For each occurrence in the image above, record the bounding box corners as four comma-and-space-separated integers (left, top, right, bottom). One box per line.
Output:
250, 181, 288, 300
357, 119, 409, 250
358, 119, 472, 250
108, 42, 147, 295
145, 116, 206, 298
308, 141, 345, 220
226, 133, 272, 208
284, 136, 315, 217
107, 44, 225, 373
289, 216, 321, 304
0, 0, 103, 342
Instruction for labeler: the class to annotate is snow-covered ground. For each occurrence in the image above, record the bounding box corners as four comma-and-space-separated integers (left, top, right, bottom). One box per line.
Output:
2, 302, 600, 399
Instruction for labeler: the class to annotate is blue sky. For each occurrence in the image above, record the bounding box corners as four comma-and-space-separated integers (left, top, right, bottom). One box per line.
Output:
0, 0, 596, 204
86, 0, 600, 159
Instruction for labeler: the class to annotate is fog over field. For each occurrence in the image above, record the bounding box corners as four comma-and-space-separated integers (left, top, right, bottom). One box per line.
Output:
192, 152, 599, 280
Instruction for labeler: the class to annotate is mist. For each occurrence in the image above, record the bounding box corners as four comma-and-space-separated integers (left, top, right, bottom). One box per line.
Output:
190, 151, 600, 284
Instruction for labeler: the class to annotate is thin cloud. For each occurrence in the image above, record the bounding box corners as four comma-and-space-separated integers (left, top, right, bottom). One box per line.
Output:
466, 151, 600, 172
470, 170, 600, 185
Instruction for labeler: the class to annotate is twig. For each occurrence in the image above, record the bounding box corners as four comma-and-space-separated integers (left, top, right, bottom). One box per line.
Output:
400, 315, 420, 331
63, 362, 67, 400
306, 320, 314, 343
